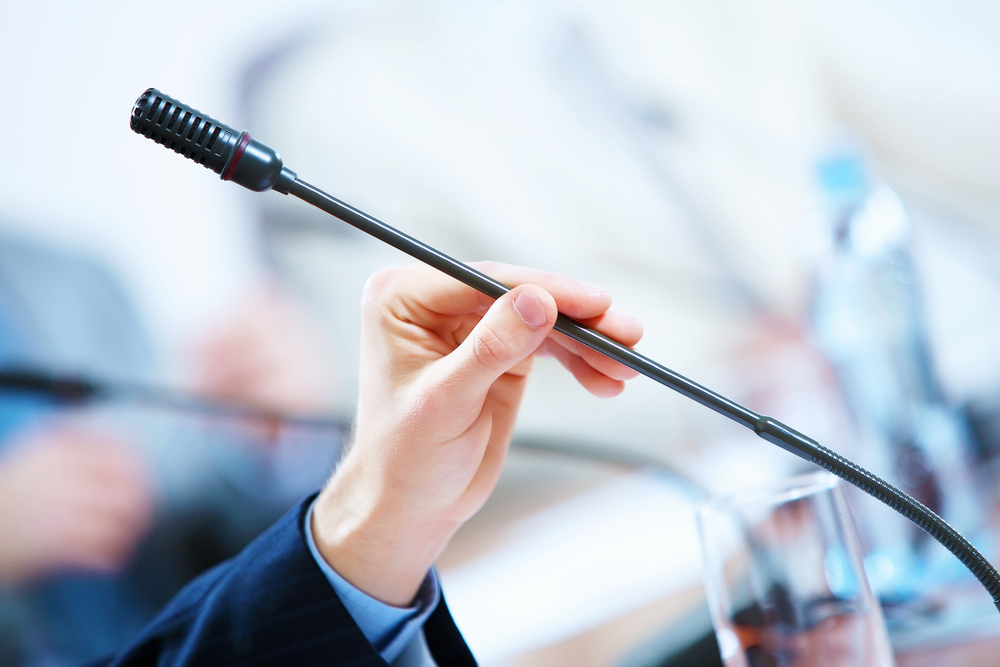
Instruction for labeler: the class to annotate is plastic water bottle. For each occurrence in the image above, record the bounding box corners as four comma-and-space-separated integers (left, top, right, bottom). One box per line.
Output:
807, 148, 990, 618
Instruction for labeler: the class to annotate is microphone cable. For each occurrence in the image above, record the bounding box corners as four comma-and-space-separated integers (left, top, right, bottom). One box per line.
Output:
128, 88, 1000, 613
0, 366, 348, 433
0, 367, 704, 495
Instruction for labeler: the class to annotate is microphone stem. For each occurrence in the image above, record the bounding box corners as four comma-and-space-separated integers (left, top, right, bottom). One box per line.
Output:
0, 369, 345, 432
287, 178, 760, 430
287, 177, 1000, 612
109, 382, 346, 431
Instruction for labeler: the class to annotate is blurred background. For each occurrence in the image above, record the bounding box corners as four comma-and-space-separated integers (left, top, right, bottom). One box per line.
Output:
2, 0, 1000, 665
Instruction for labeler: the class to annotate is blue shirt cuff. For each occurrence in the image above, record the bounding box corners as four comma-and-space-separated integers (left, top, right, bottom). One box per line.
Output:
304, 498, 441, 664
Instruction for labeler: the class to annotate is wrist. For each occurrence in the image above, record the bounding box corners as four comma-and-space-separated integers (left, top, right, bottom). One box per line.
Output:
311, 454, 461, 607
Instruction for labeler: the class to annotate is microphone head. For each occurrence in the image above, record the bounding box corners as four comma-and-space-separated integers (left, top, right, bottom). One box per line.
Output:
131, 88, 242, 177
130, 88, 295, 193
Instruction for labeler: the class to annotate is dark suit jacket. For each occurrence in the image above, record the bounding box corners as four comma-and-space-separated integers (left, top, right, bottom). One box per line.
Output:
85, 496, 477, 667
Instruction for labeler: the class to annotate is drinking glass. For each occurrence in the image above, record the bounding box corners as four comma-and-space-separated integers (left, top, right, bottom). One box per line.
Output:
697, 472, 895, 666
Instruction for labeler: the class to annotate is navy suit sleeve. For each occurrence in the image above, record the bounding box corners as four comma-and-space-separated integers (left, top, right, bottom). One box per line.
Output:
85, 496, 477, 667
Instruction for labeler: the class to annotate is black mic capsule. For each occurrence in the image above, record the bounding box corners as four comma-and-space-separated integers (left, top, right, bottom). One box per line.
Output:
131, 88, 240, 176
130, 88, 295, 193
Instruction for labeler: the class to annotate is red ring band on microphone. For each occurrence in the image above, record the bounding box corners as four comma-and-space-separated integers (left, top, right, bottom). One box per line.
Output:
222, 132, 252, 181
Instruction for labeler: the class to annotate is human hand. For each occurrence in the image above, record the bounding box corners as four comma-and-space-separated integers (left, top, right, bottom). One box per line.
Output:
0, 428, 154, 582
312, 262, 643, 605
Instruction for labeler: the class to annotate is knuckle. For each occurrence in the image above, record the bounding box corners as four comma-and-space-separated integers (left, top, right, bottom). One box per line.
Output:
473, 324, 512, 369
361, 267, 398, 305
361, 266, 417, 322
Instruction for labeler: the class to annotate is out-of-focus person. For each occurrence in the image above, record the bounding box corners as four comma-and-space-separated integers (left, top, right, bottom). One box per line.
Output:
191, 281, 333, 420
0, 228, 338, 666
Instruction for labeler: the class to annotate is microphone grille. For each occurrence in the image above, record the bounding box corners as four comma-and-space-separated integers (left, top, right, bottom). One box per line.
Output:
131, 88, 241, 176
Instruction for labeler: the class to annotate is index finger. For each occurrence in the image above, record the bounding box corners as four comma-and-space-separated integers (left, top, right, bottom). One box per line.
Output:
376, 261, 616, 322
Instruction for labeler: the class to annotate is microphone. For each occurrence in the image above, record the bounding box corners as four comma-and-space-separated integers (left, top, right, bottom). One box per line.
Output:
0, 366, 347, 432
130, 89, 296, 193
0, 367, 100, 403
129, 88, 1000, 612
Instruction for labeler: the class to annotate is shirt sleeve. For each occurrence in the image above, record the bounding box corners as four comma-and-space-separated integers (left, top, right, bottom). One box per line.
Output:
304, 498, 441, 664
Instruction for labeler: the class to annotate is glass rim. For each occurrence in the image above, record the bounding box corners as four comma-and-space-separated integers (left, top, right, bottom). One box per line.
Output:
696, 470, 840, 516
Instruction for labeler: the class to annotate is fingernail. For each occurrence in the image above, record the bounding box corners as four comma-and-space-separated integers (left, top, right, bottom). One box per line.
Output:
513, 290, 547, 328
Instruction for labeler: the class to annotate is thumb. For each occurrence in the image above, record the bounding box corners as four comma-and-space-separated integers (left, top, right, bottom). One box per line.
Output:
437, 284, 557, 397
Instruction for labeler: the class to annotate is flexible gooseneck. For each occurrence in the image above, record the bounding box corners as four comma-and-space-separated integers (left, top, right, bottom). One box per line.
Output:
130, 88, 1000, 612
